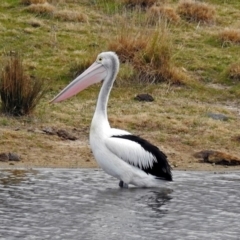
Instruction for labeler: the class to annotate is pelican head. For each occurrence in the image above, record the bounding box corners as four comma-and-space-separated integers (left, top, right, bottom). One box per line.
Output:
50, 51, 119, 103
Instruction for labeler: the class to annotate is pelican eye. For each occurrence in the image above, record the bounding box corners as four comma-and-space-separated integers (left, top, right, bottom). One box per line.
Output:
98, 57, 103, 62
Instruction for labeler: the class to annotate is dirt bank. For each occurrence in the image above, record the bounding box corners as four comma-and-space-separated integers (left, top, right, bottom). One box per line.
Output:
1, 127, 240, 172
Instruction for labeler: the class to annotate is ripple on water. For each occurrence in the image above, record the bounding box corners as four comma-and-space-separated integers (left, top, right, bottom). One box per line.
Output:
0, 169, 240, 240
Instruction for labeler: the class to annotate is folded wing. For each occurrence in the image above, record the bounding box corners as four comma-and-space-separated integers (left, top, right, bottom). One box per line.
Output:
105, 134, 172, 181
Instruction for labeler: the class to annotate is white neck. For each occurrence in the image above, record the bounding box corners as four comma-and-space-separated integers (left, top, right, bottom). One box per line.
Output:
92, 78, 112, 128
91, 55, 119, 132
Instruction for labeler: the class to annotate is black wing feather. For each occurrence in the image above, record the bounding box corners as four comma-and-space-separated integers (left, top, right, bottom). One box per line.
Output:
112, 134, 172, 181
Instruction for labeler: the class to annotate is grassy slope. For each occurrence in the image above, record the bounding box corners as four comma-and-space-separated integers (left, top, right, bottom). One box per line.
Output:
0, 0, 240, 169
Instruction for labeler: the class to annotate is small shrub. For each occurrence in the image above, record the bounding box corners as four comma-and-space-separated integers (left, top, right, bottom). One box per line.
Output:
177, 0, 216, 24
219, 28, 240, 46
53, 10, 88, 22
108, 34, 147, 63
227, 63, 240, 81
109, 30, 189, 84
147, 6, 180, 24
0, 53, 45, 116
25, 2, 56, 15
133, 31, 186, 84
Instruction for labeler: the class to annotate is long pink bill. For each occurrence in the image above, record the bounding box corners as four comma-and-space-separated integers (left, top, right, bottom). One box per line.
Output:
50, 62, 107, 103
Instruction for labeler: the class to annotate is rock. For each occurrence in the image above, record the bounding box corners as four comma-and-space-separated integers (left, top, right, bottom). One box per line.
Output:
57, 129, 78, 141
42, 127, 78, 140
207, 113, 229, 121
8, 152, 21, 161
134, 94, 154, 102
193, 150, 240, 166
42, 127, 57, 135
0, 152, 21, 162
0, 153, 9, 162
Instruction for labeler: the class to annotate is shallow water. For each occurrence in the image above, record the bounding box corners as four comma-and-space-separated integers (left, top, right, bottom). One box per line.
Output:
0, 169, 240, 240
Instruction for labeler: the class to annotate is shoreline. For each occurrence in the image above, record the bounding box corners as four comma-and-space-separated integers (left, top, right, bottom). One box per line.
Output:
1, 161, 240, 172
1, 127, 240, 173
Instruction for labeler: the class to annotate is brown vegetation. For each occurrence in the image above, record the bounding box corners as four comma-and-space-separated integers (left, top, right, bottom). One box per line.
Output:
177, 0, 216, 24
109, 30, 188, 84
219, 28, 240, 45
25, 2, 55, 15
134, 35, 188, 84
108, 34, 147, 63
25, 3, 88, 22
53, 10, 88, 22
147, 6, 180, 24
0, 54, 45, 116
227, 63, 240, 82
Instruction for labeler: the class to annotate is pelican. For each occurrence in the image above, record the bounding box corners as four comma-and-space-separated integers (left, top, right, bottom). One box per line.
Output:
50, 52, 172, 188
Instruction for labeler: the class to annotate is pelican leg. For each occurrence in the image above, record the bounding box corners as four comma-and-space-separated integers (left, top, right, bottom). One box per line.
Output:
119, 180, 129, 188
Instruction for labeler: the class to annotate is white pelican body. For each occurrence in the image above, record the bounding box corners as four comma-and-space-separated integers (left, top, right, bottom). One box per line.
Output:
51, 52, 172, 188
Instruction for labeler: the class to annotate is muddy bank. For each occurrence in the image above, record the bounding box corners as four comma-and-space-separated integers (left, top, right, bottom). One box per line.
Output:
1, 127, 240, 172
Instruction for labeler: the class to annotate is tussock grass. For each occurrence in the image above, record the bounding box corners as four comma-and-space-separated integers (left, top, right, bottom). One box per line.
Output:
108, 33, 147, 63
25, 2, 56, 15
219, 28, 240, 46
109, 26, 188, 84
133, 30, 174, 83
109, 29, 189, 84
227, 63, 240, 82
147, 6, 180, 24
0, 53, 45, 116
25, 3, 88, 22
53, 10, 88, 22
177, 0, 216, 24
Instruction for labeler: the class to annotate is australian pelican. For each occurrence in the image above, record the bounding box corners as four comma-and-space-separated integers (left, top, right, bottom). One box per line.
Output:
50, 52, 172, 188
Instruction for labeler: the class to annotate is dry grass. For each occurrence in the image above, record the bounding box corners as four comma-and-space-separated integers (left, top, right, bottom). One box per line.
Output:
227, 63, 240, 82
133, 31, 188, 84
21, 0, 47, 5
0, 53, 45, 116
108, 34, 147, 63
177, 0, 216, 24
25, 2, 56, 15
147, 6, 180, 24
69, 57, 96, 79
27, 18, 43, 27
53, 9, 88, 22
25, 3, 88, 22
109, 29, 188, 84
219, 28, 240, 46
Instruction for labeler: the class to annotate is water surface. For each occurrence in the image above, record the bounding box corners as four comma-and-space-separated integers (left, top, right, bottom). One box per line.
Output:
0, 169, 239, 240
